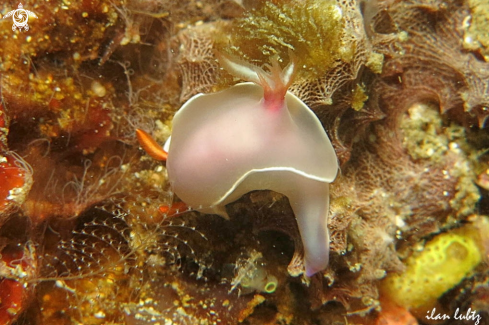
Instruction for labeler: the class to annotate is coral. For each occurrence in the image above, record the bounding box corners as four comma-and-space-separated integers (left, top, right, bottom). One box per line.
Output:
38, 203, 211, 324
0, 101, 33, 223
296, 99, 483, 315
20, 145, 131, 222
351, 83, 369, 111
0, 1, 120, 136
218, 0, 383, 110
37, 208, 138, 324
0, 277, 24, 325
375, 0, 489, 127
350, 105, 479, 247
399, 103, 481, 219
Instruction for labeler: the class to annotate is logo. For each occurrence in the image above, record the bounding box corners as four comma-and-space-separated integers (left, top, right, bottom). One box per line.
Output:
3, 3, 37, 32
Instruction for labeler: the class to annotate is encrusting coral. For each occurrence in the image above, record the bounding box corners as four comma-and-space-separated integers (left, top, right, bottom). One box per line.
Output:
373, 0, 489, 127
0, 0, 488, 324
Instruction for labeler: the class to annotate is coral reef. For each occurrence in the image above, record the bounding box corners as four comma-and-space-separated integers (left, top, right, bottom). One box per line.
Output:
0, 0, 488, 324
373, 0, 489, 128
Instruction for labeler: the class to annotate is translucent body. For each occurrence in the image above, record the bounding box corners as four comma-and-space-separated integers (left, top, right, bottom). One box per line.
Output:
166, 57, 338, 276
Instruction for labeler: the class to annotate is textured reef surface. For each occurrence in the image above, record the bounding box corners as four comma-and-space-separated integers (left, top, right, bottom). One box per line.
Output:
0, 0, 488, 324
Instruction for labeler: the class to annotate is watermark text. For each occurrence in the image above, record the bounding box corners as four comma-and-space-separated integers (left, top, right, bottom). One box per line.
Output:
426, 307, 481, 325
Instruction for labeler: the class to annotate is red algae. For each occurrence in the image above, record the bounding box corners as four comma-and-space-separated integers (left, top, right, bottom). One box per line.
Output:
0, 244, 37, 325
0, 153, 33, 221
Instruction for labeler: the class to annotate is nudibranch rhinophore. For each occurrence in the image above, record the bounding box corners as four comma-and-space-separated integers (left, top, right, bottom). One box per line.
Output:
165, 53, 338, 276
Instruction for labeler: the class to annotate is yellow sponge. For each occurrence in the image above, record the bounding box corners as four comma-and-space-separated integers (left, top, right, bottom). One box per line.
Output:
381, 228, 482, 310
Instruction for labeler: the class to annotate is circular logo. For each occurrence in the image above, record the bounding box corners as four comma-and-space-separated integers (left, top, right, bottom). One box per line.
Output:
13, 10, 28, 27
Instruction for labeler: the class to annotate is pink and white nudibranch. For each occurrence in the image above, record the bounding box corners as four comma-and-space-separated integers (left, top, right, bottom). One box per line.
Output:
164, 53, 338, 276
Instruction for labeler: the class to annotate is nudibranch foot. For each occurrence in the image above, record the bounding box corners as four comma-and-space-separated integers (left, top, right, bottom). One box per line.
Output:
289, 180, 331, 277
208, 169, 331, 277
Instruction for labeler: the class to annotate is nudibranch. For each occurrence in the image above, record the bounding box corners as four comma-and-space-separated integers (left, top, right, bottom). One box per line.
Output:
155, 53, 338, 276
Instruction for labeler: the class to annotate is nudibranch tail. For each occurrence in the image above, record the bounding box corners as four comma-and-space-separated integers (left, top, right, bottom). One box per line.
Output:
216, 51, 297, 111
282, 175, 331, 277
136, 129, 168, 161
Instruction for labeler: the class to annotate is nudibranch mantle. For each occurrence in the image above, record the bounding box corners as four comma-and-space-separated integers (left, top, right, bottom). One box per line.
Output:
166, 54, 338, 276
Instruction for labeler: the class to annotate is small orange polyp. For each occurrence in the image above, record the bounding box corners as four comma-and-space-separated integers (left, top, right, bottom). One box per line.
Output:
159, 202, 189, 216
136, 129, 168, 161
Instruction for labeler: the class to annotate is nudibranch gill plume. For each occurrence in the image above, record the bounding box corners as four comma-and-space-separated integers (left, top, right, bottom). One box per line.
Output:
155, 53, 339, 276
